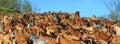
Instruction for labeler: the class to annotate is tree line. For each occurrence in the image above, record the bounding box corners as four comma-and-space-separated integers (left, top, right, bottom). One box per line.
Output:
0, 0, 32, 13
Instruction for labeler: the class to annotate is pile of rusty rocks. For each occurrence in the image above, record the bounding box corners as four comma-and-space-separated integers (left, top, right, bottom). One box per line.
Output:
0, 11, 120, 44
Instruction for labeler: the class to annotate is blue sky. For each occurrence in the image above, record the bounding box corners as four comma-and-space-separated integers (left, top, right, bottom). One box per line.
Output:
28, 0, 113, 17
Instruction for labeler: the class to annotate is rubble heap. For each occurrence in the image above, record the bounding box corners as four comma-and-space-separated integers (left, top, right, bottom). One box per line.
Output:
0, 11, 120, 44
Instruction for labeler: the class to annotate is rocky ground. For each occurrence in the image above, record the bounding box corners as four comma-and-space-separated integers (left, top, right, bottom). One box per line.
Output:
0, 11, 120, 44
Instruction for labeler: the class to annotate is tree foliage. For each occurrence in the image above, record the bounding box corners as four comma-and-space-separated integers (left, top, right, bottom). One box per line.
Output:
21, 0, 32, 13
104, 0, 120, 21
0, 0, 32, 13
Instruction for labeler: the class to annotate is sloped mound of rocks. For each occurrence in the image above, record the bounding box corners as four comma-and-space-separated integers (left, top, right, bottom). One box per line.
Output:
0, 11, 120, 44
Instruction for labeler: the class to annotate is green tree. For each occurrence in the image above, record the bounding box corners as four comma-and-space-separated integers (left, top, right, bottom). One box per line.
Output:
21, 0, 32, 13
0, 0, 32, 13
